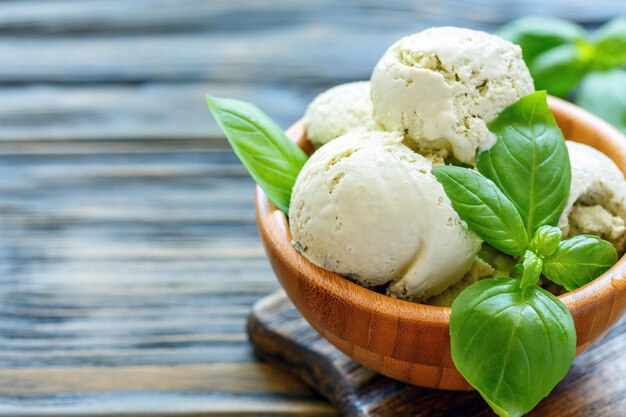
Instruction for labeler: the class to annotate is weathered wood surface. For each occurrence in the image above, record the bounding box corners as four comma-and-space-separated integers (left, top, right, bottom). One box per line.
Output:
0, 1, 623, 416
0, 1, 623, 143
250, 291, 626, 417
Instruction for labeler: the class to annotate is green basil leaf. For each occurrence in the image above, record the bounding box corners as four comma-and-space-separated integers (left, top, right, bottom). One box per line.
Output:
576, 70, 626, 134
451, 278, 576, 417
521, 250, 543, 288
497, 16, 586, 64
593, 17, 626, 69
433, 166, 528, 256
529, 43, 592, 97
542, 235, 617, 291
512, 259, 524, 279
206, 96, 308, 213
477, 91, 571, 238
529, 225, 562, 257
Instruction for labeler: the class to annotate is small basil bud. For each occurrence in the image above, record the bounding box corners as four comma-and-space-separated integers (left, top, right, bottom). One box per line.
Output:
530, 225, 562, 258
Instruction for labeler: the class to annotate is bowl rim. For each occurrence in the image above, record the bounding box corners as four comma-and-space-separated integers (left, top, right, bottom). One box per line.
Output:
255, 95, 626, 326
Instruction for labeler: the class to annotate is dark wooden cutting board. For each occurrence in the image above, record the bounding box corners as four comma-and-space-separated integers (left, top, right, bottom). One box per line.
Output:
248, 290, 626, 417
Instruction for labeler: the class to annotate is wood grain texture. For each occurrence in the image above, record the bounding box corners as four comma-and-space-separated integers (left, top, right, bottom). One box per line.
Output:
0, 364, 313, 396
0, 144, 338, 415
0, 0, 619, 36
0, 1, 622, 143
256, 99, 626, 390
249, 290, 626, 417
0, 1, 623, 416
0, 84, 307, 142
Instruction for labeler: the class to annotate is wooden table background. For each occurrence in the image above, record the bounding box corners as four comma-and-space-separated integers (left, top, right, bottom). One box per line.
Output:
0, 1, 624, 416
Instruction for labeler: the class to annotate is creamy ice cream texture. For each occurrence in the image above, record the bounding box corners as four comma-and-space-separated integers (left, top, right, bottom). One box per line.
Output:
370, 26, 534, 165
559, 141, 626, 253
294, 28, 626, 304
304, 82, 381, 148
289, 130, 481, 301
426, 256, 494, 307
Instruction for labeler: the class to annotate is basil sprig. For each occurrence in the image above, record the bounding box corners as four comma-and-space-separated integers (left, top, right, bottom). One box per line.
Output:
529, 224, 561, 256
542, 234, 617, 291
433, 167, 528, 256
451, 279, 576, 417
520, 250, 542, 289
576, 70, 626, 133
477, 91, 570, 237
436, 92, 617, 417
593, 17, 626, 69
497, 16, 587, 65
530, 43, 594, 98
499, 16, 626, 133
206, 96, 308, 213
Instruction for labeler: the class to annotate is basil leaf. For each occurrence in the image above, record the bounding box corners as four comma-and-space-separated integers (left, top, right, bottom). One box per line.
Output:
512, 259, 524, 279
521, 250, 543, 288
576, 70, 626, 134
497, 16, 586, 64
529, 43, 591, 97
451, 278, 576, 417
542, 235, 617, 291
477, 91, 571, 238
593, 17, 626, 69
206, 96, 308, 213
433, 166, 528, 256
529, 225, 562, 257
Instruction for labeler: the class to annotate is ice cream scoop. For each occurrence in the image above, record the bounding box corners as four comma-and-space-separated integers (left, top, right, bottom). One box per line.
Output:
370, 26, 534, 165
559, 141, 626, 253
425, 257, 494, 307
304, 81, 381, 148
289, 130, 481, 301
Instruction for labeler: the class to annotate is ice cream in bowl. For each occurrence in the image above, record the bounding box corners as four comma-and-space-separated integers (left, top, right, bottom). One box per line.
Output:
208, 27, 626, 417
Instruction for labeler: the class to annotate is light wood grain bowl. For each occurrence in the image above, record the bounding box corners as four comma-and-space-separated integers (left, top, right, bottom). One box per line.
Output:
255, 96, 626, 390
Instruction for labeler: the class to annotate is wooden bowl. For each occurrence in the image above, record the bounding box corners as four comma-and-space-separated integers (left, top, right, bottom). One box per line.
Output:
255, 96, 626, 390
